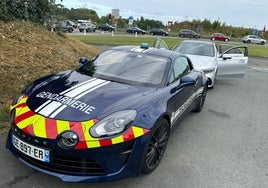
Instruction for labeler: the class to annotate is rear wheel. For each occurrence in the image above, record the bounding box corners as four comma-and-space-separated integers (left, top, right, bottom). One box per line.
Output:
142, 118, 170, 174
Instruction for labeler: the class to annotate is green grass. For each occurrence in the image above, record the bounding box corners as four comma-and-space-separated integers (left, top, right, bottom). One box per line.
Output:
247, 45, 268, 57
69, 35, 268, 58
70, 35, 182, 48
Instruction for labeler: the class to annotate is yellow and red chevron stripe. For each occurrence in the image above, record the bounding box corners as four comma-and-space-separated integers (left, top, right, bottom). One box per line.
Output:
10, 96, 150, 149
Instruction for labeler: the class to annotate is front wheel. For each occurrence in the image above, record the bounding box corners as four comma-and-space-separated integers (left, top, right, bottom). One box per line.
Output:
68, 28, 73, 33
142, 118, 170, 174
193, 84, 208, 112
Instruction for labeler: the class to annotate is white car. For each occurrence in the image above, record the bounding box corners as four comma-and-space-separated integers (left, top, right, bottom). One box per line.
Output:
242, 35, 266, 45
171, 40, 248, 88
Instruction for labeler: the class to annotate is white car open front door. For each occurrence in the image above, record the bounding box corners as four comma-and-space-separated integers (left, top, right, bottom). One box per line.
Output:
217, 45, 248, 79
153, 38, 169, 50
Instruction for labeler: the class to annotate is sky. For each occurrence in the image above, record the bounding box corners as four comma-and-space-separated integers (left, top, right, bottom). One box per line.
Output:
56, 0, 267, 29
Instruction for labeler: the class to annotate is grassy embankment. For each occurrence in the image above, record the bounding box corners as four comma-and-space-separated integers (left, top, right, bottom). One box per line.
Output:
0, 21, 100, 133
70, 35, 268, 58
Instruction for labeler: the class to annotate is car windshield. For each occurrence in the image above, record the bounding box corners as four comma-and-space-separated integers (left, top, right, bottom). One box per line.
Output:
174, 42, 215, 57
78, 49, 169, 87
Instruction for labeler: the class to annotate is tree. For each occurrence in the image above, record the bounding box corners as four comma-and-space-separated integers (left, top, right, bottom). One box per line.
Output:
0, 0, 52, 23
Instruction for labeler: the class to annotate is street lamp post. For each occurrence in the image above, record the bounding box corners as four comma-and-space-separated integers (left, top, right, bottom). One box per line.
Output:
24, 1, 28, 21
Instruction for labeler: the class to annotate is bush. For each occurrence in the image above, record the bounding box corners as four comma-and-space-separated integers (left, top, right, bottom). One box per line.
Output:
0, 0, 51, 23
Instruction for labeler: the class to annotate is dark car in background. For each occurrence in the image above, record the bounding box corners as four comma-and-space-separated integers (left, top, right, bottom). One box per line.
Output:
98, 23, 115, 31
48, 21, 74, 33
63, 20, 77, 28
210, 33, 230, 42
178, 29, 201, 39
126, 27, 146, 34
149, 28, 169, 36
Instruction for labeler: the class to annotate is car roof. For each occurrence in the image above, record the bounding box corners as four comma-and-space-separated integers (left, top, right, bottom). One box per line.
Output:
179, 40, 214, 45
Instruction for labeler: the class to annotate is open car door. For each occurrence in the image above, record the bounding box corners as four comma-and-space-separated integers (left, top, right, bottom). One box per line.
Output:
217, 45, 248, 79
153, 38, 169, 49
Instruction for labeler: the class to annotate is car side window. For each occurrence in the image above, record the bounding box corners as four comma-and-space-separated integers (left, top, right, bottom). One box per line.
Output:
169, 57, 191, 84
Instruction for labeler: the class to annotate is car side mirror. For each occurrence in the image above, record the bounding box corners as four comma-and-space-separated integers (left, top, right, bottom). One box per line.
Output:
170, 76, 196, 94
79, 57, 88, 67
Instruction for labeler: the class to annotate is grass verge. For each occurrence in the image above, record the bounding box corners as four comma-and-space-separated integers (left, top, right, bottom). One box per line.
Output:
70, 35, 268, 58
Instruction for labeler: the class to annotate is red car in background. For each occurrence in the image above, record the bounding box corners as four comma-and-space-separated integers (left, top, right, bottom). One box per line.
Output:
210, 33, 230, 42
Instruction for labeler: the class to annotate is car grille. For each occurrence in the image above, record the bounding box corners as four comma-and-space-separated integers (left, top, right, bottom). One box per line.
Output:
16, 151, 107, 175
10, 124, 135, 176
11, 126, 106, 175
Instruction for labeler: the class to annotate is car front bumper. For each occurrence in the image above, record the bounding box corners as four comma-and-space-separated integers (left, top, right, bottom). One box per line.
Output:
6, 128, 150, 182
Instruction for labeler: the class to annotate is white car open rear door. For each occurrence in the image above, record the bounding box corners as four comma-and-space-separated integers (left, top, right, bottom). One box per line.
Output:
217, 45, 248, 79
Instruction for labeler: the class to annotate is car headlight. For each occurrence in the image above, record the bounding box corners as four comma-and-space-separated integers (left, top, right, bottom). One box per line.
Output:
90, 110, 137, 138
202, 67, 215, 74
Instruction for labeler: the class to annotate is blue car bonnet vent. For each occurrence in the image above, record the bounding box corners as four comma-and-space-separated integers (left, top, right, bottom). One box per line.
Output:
140, 43, 149, 49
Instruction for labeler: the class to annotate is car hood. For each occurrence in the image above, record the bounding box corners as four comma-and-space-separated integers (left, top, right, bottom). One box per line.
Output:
25, 70, 156, 122
186, 55, 217, 70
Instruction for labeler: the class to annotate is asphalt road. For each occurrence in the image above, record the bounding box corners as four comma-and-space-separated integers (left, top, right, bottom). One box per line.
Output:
0, 58, 267, 188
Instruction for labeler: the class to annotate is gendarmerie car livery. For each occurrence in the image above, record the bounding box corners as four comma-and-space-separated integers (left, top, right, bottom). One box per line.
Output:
6, 43, 208, 182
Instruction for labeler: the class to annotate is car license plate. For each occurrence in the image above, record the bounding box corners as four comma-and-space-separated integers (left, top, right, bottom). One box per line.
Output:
12, 134, 50, 163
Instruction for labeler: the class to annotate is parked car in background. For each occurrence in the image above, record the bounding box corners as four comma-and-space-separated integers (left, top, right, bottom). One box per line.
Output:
242, 35, 266, 45
126, 27, 146, 34
49, 21, 74, 33
210, 33, 230, 41
149, 28, 169, 36
79, 23, 96, 32
77, 20, 91, 28
172, 40, 248, 88
98, 23, 115, 31
178, 29, 201, 39
63, 20, 77, 28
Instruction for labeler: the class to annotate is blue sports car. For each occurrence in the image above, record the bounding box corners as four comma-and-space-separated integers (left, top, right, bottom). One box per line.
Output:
6, 43, 208, 182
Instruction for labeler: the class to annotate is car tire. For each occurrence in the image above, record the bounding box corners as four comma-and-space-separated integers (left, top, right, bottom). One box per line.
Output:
211, 38, 215, 41
193, 84, 208, 112
260, 41, 265, 45
247, 40, 251, 43
142, 118, 170, 174
225, 38, 229, 42
68, 28, 73, 33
